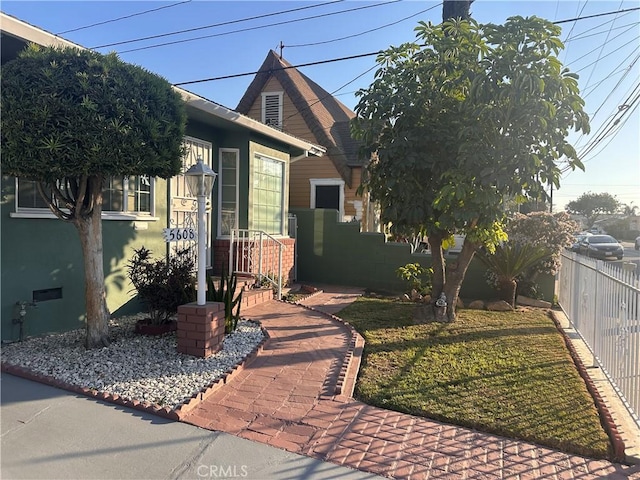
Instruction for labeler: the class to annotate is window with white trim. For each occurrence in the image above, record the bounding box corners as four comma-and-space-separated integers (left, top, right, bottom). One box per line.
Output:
218, 148, 239, 237
261, 92, 283, 130
14, 175, 154, 218
310, 178, 344, 220
252, 154, 285, 235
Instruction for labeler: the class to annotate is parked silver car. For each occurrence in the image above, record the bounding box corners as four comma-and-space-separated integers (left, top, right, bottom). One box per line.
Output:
635, 235, 640, 251
578, 234, 624, 260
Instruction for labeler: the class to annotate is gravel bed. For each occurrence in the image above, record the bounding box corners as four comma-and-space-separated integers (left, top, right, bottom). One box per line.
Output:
1, 313, 264, 410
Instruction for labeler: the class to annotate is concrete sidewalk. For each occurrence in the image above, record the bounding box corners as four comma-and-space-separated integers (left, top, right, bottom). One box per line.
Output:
0, 374, 379, 479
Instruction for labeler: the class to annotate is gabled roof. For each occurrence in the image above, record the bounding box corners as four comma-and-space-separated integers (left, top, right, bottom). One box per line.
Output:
236, 50, 364, 186
0, 13, 324, 159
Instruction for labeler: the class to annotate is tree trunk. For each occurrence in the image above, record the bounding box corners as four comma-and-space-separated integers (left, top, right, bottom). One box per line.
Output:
75, 186, 110, 349
497, 278, 517, 308
442, 239, 478, 321
429, 232, 446, 301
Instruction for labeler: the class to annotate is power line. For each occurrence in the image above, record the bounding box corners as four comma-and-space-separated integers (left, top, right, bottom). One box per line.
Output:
99, 1, 402, 53
92, 0, 344, 49
57, 1, 192, 35
555, 5, 640, 25
581, 0, 624, 92
173, 6, 640, 88
174, 51, 383, 86
286, 3, 441, 49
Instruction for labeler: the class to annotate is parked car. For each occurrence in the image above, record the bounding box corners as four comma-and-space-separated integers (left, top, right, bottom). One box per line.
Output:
578, 235, 624, 260
635, 235, 640, 250
568, 232, 592, 252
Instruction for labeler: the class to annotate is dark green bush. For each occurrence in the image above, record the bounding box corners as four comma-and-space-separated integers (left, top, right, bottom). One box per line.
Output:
127, 247, 196, 324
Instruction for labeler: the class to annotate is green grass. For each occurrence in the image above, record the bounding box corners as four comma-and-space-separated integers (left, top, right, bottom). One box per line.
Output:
338, 297, 612, 459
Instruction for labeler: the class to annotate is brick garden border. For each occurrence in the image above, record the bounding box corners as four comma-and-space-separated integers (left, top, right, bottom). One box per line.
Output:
1, 325, 271, 422
548, 309, 627, 463
290, 291, 365, 398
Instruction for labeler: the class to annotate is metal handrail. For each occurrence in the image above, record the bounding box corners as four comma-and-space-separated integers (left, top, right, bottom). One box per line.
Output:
229, 229, 284, 300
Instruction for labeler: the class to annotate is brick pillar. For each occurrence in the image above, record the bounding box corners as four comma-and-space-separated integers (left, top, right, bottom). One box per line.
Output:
176, 302, 226, 358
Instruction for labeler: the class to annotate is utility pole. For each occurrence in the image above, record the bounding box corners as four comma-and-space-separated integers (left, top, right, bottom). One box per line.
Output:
442, 0, 474, 21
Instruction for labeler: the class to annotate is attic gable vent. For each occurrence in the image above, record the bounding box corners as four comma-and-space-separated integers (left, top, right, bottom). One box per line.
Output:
262, 92, 283, 131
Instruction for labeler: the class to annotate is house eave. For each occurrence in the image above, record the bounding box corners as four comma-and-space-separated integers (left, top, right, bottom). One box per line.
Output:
176, 87, 325, 158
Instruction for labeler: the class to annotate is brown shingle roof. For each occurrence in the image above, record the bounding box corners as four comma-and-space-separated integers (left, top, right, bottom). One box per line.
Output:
236, 50, 364, 186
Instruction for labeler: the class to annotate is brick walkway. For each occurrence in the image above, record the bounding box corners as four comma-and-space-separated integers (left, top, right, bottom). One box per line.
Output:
182, 289, 640, 479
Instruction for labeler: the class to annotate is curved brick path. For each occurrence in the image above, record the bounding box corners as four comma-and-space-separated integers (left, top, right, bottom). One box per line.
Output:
182, 288, 640, 479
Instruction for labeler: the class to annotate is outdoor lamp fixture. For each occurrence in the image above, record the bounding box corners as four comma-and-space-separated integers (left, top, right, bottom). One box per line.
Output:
184, 156, 217, 305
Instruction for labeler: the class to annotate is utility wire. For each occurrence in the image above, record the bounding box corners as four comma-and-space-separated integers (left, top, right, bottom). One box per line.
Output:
173, 6, 640, 87
572, 82, 640, 164
564, 19, 639, 43
286, 3, 441, 48
555, 5, 640, 24
565, 23, 639, 70
92, 0, 343, 49
96, 0, 399, 51
174, 51, 383, 86
57, 1, 192, 35
582, 0, 623, 92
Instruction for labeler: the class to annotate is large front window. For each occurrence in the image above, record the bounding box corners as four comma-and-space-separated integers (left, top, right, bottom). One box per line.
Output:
252, 154, 284, 235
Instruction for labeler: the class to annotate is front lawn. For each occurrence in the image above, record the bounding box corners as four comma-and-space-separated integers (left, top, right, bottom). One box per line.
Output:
338, 297, 612, 459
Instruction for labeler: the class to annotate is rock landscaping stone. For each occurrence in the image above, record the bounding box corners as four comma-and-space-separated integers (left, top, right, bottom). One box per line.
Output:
0, 313, 264, 410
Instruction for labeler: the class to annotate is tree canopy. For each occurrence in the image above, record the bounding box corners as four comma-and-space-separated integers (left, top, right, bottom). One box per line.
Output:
565, 192, 620, 227
352, 17, 589, 320
2, 44, 186, 182
1, 45, 187, 347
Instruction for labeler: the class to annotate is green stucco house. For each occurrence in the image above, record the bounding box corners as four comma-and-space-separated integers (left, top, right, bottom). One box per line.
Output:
0, 12, 324, 341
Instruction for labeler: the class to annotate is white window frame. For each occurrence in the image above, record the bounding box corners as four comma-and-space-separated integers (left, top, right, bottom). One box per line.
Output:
251, 152, 286, 236
217, 148, 240, 239
310, 178, 345, 220
10, 177, 158, 221
261, 91, 283, 130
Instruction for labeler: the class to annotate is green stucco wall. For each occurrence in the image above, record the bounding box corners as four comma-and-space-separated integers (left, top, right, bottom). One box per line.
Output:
291, 208, 555, 301
0, 175, 169, 342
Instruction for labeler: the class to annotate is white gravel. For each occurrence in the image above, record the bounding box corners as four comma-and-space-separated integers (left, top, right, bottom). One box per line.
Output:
1, 314, 264, 410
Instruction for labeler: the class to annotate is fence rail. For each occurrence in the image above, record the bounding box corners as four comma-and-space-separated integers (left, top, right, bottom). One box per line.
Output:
228, 229, 284, 300
557, 251, 640, 427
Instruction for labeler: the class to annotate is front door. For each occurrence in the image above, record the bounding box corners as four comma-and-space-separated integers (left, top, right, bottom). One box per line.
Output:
169, 137, 213, 266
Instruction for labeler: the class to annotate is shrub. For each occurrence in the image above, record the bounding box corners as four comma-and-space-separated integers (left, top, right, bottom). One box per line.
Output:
127, 247, 196, 325
396, 263, 433, 295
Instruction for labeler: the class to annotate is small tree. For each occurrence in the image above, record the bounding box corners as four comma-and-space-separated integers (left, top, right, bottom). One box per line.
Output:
565, 192, 620, 228
1, 45, 187, 348
352, 17, 589, 321
476, 243, 551, 307
506, 211, 578, 279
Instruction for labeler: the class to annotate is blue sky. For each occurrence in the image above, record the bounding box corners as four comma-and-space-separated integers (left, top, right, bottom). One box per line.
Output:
2, 1, 638, 213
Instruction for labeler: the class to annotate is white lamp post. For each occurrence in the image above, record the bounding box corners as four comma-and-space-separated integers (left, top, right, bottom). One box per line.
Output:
184, 156, 217, 305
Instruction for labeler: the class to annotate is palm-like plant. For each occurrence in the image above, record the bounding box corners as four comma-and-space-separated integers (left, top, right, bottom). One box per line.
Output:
475, 242, 552, 307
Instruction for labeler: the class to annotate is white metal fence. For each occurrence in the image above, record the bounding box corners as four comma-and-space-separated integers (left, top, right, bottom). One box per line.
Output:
557, 251, 640, 427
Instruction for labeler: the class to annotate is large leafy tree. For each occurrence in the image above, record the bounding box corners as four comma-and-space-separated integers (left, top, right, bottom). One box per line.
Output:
1, 45, 187, 348
565, 192, 620, 227
352, 17, 589, 321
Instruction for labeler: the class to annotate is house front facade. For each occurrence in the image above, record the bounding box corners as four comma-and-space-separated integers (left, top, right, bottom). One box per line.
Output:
0, 14, 323, 341
236, 50, 379, 232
